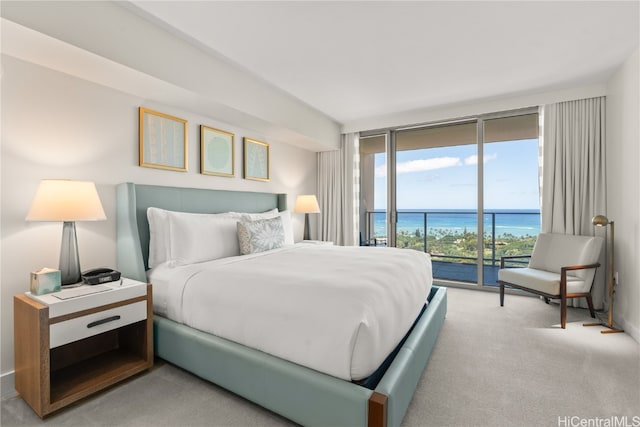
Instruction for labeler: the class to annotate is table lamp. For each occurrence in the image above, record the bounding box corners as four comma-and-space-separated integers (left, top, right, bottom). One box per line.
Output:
293, 195, 320, 240
26, 180, 106, 286
584, 215, 623, 333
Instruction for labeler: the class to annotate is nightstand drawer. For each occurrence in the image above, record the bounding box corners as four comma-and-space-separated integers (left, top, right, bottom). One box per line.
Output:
50, 301, 147, 348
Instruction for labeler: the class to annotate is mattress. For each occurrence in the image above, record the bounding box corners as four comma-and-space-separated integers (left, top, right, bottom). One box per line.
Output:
148, 243, 432, 381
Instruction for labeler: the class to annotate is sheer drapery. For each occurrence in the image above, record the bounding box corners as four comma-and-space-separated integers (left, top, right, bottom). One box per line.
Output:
540, 96, 606, 309
317, 133, 359, 246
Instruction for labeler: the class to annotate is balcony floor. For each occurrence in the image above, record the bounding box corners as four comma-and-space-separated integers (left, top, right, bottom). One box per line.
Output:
431, 259, 500, 286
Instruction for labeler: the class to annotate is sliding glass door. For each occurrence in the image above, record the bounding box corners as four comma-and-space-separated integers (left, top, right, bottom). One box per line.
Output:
482, 114, 540, 285
394, 121, 479, 283
359, 134, 387, 247
359, 109, 539, 287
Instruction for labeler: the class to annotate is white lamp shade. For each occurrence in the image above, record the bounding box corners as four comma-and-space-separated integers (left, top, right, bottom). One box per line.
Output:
26, 180, 107, 222
293, 195, 320, 214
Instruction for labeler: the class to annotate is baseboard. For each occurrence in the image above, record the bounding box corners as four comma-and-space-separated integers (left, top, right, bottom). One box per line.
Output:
1, 371, 17, 400
618, 317, 639, 344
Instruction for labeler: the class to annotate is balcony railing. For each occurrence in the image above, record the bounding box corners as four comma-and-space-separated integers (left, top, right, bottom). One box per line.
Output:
364, 210, 539, 269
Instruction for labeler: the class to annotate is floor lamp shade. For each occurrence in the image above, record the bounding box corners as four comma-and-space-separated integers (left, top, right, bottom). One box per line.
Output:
26, 180, 106, 285
293, 195, 320, 241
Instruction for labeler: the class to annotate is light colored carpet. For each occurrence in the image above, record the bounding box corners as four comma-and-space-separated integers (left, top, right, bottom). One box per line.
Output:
2, 287, 639, 426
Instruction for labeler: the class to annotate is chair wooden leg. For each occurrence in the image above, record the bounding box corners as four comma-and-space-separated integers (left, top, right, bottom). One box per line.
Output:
561, 295, 567, 329
586, 295, 596, 318
500, 284, 504, 306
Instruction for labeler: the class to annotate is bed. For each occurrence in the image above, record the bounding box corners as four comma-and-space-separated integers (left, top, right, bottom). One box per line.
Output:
115, 182, 447, 427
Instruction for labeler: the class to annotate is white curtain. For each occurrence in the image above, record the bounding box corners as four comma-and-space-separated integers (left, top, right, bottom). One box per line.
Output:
317, 133, 359, 246
540, 96, 606, 309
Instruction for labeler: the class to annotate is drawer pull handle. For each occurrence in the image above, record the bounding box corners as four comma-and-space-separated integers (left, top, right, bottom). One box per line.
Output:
87, 315, 121, 328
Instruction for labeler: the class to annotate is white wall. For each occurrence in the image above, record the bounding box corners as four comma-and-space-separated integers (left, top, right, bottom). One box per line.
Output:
0, 55, 319, 393
605, 47, 640, 341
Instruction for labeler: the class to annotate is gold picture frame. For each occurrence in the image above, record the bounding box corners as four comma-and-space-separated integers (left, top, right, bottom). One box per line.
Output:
201, 125, 235, 177
139, 107, 188, 171
243, 137, 270, 181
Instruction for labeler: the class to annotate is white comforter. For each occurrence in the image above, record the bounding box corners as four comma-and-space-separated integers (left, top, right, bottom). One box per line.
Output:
149, 243, 432, 381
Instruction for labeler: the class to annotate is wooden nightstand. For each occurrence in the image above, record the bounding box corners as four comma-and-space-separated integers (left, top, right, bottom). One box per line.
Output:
13, 279, 153, 418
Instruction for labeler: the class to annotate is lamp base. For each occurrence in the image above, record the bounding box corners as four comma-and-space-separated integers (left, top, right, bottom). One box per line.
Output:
303, 213, 311, 241
60, 221, 82, 286
583, 322, 624, 334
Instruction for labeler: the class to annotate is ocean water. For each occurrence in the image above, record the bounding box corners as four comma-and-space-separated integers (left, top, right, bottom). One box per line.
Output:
370, 209, 540, 238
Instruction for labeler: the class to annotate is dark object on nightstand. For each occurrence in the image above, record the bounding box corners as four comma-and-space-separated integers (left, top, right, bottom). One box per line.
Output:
81, 268, 121, 285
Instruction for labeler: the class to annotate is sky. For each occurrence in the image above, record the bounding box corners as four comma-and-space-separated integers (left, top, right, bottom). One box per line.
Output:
373, 138, 540, 211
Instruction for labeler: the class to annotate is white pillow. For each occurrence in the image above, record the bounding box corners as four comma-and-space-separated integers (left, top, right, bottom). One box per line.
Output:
147, 207, 171, 268
147, 207, 238, 268
228, 208, 278, 220
169, 213, 240, 265
278, 210, 294, 245
237, 216, 285, 255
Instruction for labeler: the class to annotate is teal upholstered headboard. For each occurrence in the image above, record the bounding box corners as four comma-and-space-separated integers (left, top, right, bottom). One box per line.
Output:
116, 183, 287, 282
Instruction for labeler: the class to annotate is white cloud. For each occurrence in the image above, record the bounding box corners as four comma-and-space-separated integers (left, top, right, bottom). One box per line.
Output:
376, 156, 462, 177
464, 153, 497, 165
375, 153, 498, 177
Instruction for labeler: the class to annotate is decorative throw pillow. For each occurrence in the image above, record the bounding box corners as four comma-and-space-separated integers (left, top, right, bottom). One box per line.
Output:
235, 209, 294, 245
237, 216, 285, 255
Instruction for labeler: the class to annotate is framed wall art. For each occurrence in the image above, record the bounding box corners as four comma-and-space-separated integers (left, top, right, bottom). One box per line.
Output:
201, 125, 235, 177
139, 107, 188, 171
243, 137, 270, 181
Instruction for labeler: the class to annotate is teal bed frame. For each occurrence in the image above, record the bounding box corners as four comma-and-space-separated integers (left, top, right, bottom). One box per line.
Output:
116, 182, 447, 427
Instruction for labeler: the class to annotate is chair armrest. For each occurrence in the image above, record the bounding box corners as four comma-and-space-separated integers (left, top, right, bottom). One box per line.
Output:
560, 262, 600, 273
500, 254, 532, 268
559, 263, 601, 296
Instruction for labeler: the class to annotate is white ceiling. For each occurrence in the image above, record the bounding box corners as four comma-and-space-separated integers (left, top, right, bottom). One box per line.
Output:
131, 1, 639, 126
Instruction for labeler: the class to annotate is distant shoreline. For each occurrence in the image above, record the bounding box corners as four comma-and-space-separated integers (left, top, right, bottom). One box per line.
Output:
371, 209, 541, 213
369, 210, 541, 238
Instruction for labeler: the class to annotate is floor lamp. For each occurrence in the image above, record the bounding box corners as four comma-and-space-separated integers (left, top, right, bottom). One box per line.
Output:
293, 195, 320, 241
584, 215, 624, 334
26, 180, 107, 286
